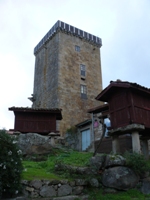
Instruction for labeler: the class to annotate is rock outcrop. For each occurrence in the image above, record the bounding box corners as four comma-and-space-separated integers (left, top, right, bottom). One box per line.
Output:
90, 154, 126, 171
17, 133, 52, 155
102, 166, 139, 190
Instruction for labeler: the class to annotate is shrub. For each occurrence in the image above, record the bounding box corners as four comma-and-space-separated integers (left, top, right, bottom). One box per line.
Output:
0, 129, 23, 197
65, 126, 78, 149
124, 151, 150, 175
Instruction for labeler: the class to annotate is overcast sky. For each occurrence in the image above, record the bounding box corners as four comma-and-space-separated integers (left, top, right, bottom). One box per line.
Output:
0, 0, 150, 129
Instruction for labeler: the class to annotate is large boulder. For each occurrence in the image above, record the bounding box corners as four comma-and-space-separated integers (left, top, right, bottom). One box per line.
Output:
17, 133, 52, 155
102, 166, 139, 190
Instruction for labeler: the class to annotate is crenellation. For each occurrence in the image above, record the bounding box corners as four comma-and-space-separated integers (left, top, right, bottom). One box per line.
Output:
34, 20, 102, 55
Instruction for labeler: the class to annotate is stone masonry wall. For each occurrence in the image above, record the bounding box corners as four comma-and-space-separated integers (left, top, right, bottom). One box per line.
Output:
32, 30, 103, 135
58, 31, 103, 134
33, 34, 59, 108
22, 179, 90, 199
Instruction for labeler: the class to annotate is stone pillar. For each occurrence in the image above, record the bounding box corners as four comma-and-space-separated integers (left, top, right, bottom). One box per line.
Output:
131, 131, 141, 153
141, 139, 149, 159
48, 132, 58, 146
112, 135, 120, 154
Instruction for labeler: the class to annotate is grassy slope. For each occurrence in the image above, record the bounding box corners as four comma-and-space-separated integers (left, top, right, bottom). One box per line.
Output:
22, 149, 150, 200
22, 149, 92, 180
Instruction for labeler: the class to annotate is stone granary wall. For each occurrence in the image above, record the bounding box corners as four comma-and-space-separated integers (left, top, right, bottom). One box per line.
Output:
32, 21, 103, 135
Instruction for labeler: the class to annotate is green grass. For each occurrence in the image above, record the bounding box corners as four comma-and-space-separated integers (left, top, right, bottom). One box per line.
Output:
22, 161, 61, 180
22, 149, 92, 180
88, 188, 150, 200
54, 150, 92, 166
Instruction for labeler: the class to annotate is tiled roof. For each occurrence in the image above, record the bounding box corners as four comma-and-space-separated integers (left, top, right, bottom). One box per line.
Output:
8, 107, 62, 112
96, 80, 150, 102
109, 80, 150, 92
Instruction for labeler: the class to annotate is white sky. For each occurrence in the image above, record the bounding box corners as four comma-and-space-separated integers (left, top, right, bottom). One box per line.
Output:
0, 0, 150, 129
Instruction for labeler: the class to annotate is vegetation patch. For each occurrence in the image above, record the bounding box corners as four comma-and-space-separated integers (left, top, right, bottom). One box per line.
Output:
124, 151, 150, 176
0, 129, 23, 198
22, 149, 92, 180
22, 161, 61, 180
55, 149, 92, 166
88, 188, 150, 200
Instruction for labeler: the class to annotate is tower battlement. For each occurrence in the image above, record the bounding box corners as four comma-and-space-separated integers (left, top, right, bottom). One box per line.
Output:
34, 20, 102, 55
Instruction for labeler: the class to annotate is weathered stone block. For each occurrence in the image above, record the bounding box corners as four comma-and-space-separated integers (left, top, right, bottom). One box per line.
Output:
104, 154, 126, 168
40, 185, 56, 197
89, 178, 99, 188
25, 186, 34, 192
72, 186, 84, 195
90, 154, 106, 171
75, 179, 88, 186
42, 180, 50, 185
58, 184, 72, 196
70, 181, 76, 187
30, 180, 42, 189
30, 190, 39, 198
50, 179, 60, 185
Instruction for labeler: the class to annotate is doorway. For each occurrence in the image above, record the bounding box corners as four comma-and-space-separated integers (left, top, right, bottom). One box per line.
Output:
82, 129, 91, 151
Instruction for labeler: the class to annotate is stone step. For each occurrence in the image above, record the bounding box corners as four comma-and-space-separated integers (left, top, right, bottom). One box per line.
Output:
85, 142, 93, 152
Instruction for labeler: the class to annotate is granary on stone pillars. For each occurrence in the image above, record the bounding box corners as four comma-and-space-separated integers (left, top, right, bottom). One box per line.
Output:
96, 80, 150, 159
30, 20, 103, 135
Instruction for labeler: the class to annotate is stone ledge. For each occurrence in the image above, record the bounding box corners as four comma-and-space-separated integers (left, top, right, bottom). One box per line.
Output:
108, 124, 145, 136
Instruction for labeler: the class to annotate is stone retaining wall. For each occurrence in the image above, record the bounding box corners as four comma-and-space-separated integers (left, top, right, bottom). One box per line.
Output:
21, 179, 96, 198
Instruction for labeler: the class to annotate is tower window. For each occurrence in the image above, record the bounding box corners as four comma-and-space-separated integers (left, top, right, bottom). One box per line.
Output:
80, 64, 86, 77
81, 85, 87, 99
75, 45, 80, 52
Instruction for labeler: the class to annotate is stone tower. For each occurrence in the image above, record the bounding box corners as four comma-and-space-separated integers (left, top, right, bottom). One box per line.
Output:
32, 20, 103, 135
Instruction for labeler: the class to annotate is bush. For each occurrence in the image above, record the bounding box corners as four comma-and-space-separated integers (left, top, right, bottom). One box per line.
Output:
0, 129, 23, 197
65, 126, 78, 149
124, 151, 150, 175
